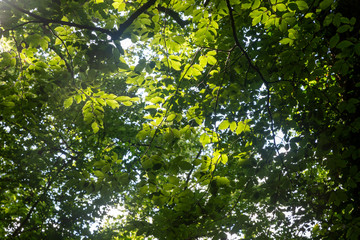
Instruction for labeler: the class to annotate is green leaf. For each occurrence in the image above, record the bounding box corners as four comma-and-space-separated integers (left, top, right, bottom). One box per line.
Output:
178, 161, 192, 170
39, 39, 48, 51
116, 96, 131, 101
168, 176, 179, 185
134, 59, 146, 73
200, 133, 211, 147
122, 101, 133, 106
319, 0, 333, 10
64, 97, 74, 109
252, 0, 261, 9
137, 129, 150, 140
173, 36, 185, 44
296, 1, 309, 11
91, 121, 100, 133
242, 3, 252, 9
166, 113, 177, 122
1, 102, 15, 107
323, 14, 333, 26
276, 4, 287, 12
94, 170, 104, 178
250, 10, 262, 18
74, 95, 82, 104
230, 121, 237, 132
113, 0, 126, 11
337, 25, 351, 33
252, 15, 262, 26
218, 120, 230, 130
216, 176, 230, 186
93, 160, 106, 168
279, 38, 293, 45
130, 97, 140, 102
149, 96, 164, 104
220, 154, 228, 164
336, 40, 353, 49
355, 43, 360, 55
279, 20, 287, 32
236, 121, 250, 135
329, 34, 340, 48
106, 99, 120, 109
170, 58, 182, 71
171, 128, 181, 138
305, 13, 315, 19
199, 56, 207, 68
207, 56, 217, 65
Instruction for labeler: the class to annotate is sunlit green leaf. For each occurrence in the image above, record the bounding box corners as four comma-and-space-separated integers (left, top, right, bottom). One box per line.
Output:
296, 1, 308, 11
276, 4, 287, 12
106, 99, 120, 109
252, 0, 261, 9
1, 102, 15, 107
218, 120, 230, 130
64, 97, 74, 109
220, 154, 228, 164
166, 113, 177, 122
91, 121, 100, 133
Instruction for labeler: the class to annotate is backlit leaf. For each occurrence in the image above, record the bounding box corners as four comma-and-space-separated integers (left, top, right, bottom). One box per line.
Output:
94, 170, 104, 178
106, 99, 120, 109
319, 0, 333, 10
218, 120, 230, 130
296, 1, 308, 11
91, 121, 100, 133
64, 97, 73, 109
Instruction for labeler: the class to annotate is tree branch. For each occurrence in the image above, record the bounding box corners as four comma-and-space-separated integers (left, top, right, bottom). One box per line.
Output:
1, 21, 42, 34
3, 0, 158, 40
2, 0, 112, 35
225, 0, 268, 86
111, 0, 157, 39
183, 147, 203, 191
10, 156, 69, 238
225, 0, 279, 154
157, 6, 190, 28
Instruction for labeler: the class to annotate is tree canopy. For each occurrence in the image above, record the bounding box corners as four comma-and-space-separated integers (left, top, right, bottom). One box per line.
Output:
1, 0, 360, 239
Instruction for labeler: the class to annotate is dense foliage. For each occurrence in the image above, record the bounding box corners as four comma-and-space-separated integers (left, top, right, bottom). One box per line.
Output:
1, 0, 360, 239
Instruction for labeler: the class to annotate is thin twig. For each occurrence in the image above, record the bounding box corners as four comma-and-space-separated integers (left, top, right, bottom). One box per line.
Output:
1, 21, 42, 33
225, 0, 279, 154
183, 147, 203, 190
46, 25, 74, 79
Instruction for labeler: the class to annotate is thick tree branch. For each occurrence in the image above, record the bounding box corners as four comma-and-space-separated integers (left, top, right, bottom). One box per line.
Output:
111, 0, 157, 39
157, 6, 190, 28
2, 0, 112, 35
3, 0, 158, 40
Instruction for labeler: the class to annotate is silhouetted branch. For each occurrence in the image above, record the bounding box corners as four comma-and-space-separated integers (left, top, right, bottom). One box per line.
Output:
3, 0, 158, 40
3, 0, 112, 35
157, 6, 190, 28
225, 0, 279, 154
111, 0, 157, 39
